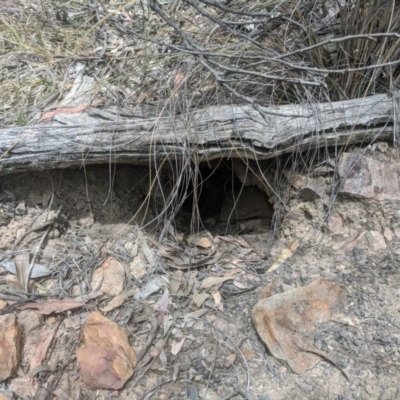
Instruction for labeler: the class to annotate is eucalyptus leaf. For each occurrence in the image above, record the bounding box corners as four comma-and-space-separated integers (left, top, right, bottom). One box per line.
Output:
0, 260, 52, 278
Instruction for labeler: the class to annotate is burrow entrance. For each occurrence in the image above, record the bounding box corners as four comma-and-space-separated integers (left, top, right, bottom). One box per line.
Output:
153, 160, 275, 231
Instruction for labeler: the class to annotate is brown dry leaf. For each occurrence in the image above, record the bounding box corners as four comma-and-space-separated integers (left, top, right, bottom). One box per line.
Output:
192, 292, 209, 308
252, 280, 346, 374
18, 298, 84, 315
225, 353, 236, 367
0, 314, 21, 381
39, 105, 87, 122
90, 258, 126, 297
171, 338, 186, 356
14, 253, 30, 291
29, 327, 56, 374
0, 300, 7, 310
138, 231, 155, 266
183, 271, 197, 297
233, 281, 248, 289
200, 276, 232, 289
187, 231, 213, 248
267, 239, 300, 273
101, 287, 139, 313
260, 278, 281, 299
242, 347, 255, 361
76, 312, 137, 390
223, 268, 242, 278
212, 291, 222, 307
196, 237, 213, 248
170, 270, 183, 293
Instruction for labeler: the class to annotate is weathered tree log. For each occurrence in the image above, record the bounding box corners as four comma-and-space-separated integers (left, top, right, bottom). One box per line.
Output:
0, 91, 398, 176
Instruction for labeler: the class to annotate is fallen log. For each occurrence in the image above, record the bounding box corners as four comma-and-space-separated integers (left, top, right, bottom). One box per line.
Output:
0, 91, 398, 176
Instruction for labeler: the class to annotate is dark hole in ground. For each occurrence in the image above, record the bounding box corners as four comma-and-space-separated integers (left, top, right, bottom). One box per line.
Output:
180, 161, 239, 218
173, 160, 274, 229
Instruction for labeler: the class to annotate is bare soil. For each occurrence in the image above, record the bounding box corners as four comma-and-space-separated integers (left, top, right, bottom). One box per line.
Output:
1, 144, 400, 400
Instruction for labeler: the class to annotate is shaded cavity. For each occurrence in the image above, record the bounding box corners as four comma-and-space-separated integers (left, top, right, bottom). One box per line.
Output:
178, 161, 274, 224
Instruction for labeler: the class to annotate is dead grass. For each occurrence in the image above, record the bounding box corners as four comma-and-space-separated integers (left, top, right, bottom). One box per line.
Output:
1, 0, 399, 122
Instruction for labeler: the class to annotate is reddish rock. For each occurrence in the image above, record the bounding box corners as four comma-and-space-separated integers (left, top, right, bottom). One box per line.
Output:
327, 212, 349, 235
17, 310, 42, 333
76, 312, 137, 389
253, 280, 346, 374
366, 230, 387, 250
383, 227, 393, 241
0, 314, 21, 381
338, 153, 400, 200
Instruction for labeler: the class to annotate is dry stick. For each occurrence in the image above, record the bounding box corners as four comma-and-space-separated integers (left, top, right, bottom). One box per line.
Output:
276, 33, 400, 60
26, 226, 52, 292
24, 206, 62, 291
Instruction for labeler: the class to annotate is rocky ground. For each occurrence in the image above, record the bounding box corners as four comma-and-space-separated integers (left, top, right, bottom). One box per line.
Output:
0, 142, 400, 400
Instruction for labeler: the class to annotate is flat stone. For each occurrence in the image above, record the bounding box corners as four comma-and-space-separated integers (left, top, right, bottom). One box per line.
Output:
366, 231, 387, 250
76, 312, 137, 389
0, 314, 21, 381
18, 310, 43, 333
338, 153, 400, 200
383, 227, 393, 241
327, 212, 349, 235
299, 177, 325, 201
252, 280, 346, 374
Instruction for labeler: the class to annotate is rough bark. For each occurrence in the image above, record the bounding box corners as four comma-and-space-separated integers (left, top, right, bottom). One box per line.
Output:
0, 91, 398, 176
